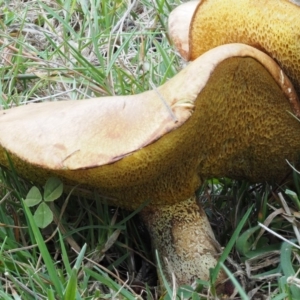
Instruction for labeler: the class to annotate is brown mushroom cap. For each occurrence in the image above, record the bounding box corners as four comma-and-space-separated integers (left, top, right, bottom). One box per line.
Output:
169, 0, 300, 94
0, 44, 300, 210
0, 93, 193, 170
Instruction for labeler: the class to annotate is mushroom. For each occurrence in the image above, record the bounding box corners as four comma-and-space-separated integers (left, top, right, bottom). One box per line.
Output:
0, 44, 300, 291
169, 0, 300, 94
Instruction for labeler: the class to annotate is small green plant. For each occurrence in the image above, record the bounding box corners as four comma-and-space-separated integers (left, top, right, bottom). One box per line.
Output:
24, 177, 63, 228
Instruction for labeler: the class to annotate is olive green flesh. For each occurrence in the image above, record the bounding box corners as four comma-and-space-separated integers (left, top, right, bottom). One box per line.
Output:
1, 57, 300, 210
191, 0, 300, 94
140, 197, 227, 289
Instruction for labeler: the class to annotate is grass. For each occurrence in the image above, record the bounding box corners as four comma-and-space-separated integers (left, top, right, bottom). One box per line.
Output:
0, 0, 300, 299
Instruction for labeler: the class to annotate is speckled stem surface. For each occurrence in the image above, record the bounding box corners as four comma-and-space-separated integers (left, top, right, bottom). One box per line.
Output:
140, 196, 227, 289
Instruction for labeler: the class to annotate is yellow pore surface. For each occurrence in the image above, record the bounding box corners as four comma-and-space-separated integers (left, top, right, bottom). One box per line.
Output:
1, 57, 300, 210
191, 0, 300, 94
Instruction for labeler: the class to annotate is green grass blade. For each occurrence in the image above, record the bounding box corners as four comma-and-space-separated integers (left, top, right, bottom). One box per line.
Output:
22, 201, 63, 297
220, 262, 248, 299
211, 205, 253, 284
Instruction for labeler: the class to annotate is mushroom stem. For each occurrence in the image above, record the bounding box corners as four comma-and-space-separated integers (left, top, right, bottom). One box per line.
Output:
140, 196, 227, 289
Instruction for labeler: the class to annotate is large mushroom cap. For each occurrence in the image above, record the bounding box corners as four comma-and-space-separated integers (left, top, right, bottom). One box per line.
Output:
169, 0, 300, 94
0, 92, 193, 170
0, 44, 300, 210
